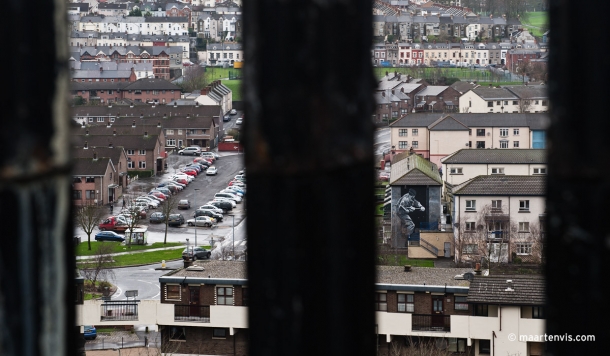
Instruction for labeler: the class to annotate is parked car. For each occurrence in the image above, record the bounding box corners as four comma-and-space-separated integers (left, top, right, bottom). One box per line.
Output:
234, 174, 246, 182
200, 152, 216, 161
211, 197, 237, 208
94, 231, 125, 242
225, 186, 245, 195
178, 147, 201, 156
149, 191, 167, 200
206, 200, 233, 212
194, 209, 224, 221
149, 212, 166, 223
186, 216, 215, 227
230, 109, 237, 115
215, 192, 241, 203
173, 177, 189, 185
167, 213, 185, 227
223, 114, 231, 122
178, 199, 191, 210
98, 216, 129, 232
180, 169, 197, 177
206, 166, 218, 175
236, 118, 243, 125
198, 205, 225, 214
123, 206, 147, 219
182, 246, 211, 261
136, 197, 159, 209
83, 325, 97, 340
152, 187, 172, 196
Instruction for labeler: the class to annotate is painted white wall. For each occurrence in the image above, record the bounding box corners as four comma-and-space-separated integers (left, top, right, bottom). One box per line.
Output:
443, 163, 547, 186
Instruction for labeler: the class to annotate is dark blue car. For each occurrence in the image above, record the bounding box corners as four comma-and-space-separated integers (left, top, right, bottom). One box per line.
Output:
84, 325, 97, 340
95, 231, 125, 242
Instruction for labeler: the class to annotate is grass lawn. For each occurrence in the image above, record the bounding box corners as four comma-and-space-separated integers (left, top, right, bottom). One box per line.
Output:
521, 12, 548, 37
204, 67, 242, 81
223, 79, 242, 101
380, 255, 435, 267
374, 67, 517, 83
76, 242, 183, 256
375, 203, 384, 216
112, 249, 185, 267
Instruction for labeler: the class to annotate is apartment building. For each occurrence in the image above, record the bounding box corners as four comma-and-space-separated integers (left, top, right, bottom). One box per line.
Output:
459, 85, 548, 114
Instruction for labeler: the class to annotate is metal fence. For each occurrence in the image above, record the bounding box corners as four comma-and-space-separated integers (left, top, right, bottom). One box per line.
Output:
100, 302, 139, 321
174, 305, 211, 323
411, 314, 451, 332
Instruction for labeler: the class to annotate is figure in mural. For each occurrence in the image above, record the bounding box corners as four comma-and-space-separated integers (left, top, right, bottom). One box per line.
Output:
396, 188, 425, 240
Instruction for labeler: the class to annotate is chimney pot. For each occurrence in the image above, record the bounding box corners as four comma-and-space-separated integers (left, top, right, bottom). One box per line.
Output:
84, 141, 88, 149
93, 152, 97, 160
132, 120, 135, 127
144, 131, 148, 136
113, 129, 117, 136
109, 142, 113, 148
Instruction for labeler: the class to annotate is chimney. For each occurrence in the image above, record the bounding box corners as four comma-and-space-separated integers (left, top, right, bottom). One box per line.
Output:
157, 121, 161, 128
140, 113, 143, 119
106, 121, 111, 128
93, 152, 98, 160
505, 279, 514, 292
108, 102, 112, 108
163, 113, 167, 118
113, 129, 117, 136
109, 142, 113, 148
450, 14, 453, 19
81, 121, 85, 128
401, 87, 404, 93
84, 141, 88, 149
130, 103, 134, 108
174, 101, 178, 107
100, 66, 103, 72
187, 113, 190, 118
391, 89, 395, 95
195, 101, 199, 107
86, 129, 89, 135
132, 120, 136, 127
144, 131, 148, 137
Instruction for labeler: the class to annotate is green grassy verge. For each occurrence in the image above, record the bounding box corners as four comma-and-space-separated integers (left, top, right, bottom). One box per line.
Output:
375, 203, 385, 215
223, 79, 242, 101
374, 67, 519, 83
521, 12, 548, 37
111, 249, 185, 267
204, 67, 242, 81
380, 255, 435, 267
76, 242, 183, 256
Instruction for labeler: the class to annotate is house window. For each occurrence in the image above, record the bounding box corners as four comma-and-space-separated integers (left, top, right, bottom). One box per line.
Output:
491, 168, 504, 174
412, 129, 418, 136
476, 129, 485, 136
127, 150, 135, 155
138, 161, 146, 169
73, 190, 82, 200
500, 141, 508, 148
139, 149, 146, 155
542, 100, 548, 106
89, 117, 93, 123
167, 129, 174, 135
513, 129, 520, 136
450, 168, 463, 174
454, 296, 469, 310
479, 339, 491, 354
86, 177, 95, 183
473, 304, 488, 316
465, 222, 476, 231
85, 190, 95, 199
533, 168, 547, 174
487, 102, 493, 108
532, 306, 544, 319
519, 200, 530, 211
411, 141, 418, 148
476, 141, 485, 149
462, 244, 477, 254
397, 294, 414, 313
465, 200, 476, 211
128, 161, 135, 169
213, 328, 227, 338
217, 287, 234, 305
514, 141, 520, 148
492, 200, 502, 209
178, 129, 183, 135
448, 338, 467, 352
504, 101, 508, 105
519, 222, 530, 232
169, 326, 186, 341
375, 293, 387, 311
499, 128, 508, 137
73, 177, 82, 183
513, 101, 518, 105
97, 117, 104, 122
496, 101, 501, 105
516, 243, 532, 255
398, 141, 408, 149
167, 139, 176, 147
166, 285, 181, 300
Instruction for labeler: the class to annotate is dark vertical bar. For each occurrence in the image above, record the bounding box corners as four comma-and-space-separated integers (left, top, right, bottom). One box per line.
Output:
0, 1, 73, 356
547, 0, 610, 353
243, 0, 376, 354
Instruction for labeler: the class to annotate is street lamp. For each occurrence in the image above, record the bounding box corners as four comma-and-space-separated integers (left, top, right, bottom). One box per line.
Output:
193, 189, 200, 247
229, 214, 235, 261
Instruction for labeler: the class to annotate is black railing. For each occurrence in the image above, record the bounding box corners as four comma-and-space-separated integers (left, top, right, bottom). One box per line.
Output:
101, 301, 139, 321
174, 304, 210, 323
412, 314, 451, 332
420, 239, 439, 256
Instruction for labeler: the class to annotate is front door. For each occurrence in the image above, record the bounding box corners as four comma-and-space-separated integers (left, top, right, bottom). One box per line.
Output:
432, 296, 444, 329
189, 287, 200, 317
444, 242, 451, 258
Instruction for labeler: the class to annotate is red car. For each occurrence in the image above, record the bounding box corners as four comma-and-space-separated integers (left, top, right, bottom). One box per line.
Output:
228, 180, 246, 187
181, 169, 197, 176
194, 157, 214, 164
173, 177, 188, 185
149, 191, 167, 200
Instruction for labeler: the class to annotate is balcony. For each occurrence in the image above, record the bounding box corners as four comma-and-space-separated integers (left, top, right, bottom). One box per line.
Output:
412, 314, 451, 332
101, 301, 139, 321
174, 304, 210, 323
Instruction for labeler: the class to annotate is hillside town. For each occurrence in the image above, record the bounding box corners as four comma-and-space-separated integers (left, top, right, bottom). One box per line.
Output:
67, 1, 551, 355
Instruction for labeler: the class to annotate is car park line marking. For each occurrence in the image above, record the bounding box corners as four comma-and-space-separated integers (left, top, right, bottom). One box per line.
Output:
138, 280, 161, 299
112, 286, 123, 299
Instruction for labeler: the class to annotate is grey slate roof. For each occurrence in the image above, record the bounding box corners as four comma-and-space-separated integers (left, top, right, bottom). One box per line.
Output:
123, 78, 180, 90
504, 85, 548, 99
390, 113, 550, 130
470, 87, 518, 100
415, 86, 449, 97
453, 175, 546, 196
72, 104, 221, 118
73, 146, 126, 165
390, 152, 442, 185
428, 115, 469, 131
73, 157, 112, 176
467, 275, 545, 305
451, 81, 479, 94
442, 149, 546, 164
72, 134, 160, 151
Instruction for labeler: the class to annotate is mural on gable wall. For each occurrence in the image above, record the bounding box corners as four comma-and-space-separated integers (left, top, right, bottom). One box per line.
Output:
392, 185, 429, 246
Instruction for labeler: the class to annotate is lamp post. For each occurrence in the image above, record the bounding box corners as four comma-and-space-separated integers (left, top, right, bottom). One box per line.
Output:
194, 188, 200, 247
229, 214, 235, 261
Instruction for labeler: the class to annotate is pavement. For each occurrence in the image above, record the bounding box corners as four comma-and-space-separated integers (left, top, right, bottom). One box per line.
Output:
85, 327, 160, 351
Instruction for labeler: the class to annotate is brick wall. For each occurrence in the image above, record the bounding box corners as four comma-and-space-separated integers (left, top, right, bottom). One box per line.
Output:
413, 292, 431, 314
162, 326, 249, 356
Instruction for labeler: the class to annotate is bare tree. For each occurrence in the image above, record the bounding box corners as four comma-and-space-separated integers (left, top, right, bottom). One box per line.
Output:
79, 242, 115, 290
75, 200, 107, 251
390, 337, 454, 356
515, 58, 532, 85
518, 94, 534, 113
122, 193, 145, 248
511, 220, 544, 264
161, 193, 181, 245
178, 65, 209, 93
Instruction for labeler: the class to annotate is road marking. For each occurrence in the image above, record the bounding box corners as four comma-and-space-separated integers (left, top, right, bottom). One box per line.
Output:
112, 286, 123, 299
137, 280, 162, 299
